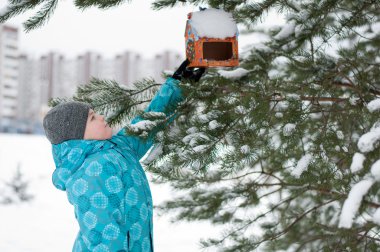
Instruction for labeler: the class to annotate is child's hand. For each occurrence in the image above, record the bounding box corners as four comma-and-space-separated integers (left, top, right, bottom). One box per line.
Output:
172, 59, 206, 82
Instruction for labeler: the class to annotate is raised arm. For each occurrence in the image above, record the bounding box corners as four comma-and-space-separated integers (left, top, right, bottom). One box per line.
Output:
117, 60, 205, 160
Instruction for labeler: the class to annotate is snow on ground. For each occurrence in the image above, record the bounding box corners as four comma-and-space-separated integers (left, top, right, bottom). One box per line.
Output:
0, 133, 219, 252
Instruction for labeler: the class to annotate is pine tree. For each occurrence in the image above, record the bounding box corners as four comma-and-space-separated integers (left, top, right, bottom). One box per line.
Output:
0, 163, 34, 204
3, 0, 380, 250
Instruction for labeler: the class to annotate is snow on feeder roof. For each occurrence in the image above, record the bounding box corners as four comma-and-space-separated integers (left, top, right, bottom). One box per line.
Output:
185, 8, 239, 68
190, 9, 238, 39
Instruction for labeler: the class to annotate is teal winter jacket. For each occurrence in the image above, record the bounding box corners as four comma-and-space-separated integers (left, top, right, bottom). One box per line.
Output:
51, 77, 182, 252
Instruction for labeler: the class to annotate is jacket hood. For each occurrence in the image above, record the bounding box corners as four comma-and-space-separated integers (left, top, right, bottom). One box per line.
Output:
51, 139, 115, 191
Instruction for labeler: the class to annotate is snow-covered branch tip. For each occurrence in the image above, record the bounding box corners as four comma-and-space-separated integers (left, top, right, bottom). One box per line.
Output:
338, 179, 374, 228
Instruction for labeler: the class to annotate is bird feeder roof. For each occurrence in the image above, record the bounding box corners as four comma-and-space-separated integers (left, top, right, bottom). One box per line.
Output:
188, 9, 238, 39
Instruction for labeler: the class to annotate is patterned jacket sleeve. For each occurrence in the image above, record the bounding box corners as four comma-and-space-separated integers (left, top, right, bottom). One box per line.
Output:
69, 160, 129, 251
117, 77, 183, 160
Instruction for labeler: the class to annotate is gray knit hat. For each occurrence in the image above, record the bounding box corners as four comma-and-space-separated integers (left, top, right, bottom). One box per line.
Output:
43, 101, 92, 144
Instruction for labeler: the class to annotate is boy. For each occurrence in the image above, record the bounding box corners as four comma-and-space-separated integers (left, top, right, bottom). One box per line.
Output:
43, 60, 205, 252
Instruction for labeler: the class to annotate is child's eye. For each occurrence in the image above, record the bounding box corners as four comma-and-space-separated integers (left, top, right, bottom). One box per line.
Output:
91, 116, 95, 121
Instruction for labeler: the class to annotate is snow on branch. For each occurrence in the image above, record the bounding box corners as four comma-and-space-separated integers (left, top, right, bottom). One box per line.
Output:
372, 208, 380, 225
357, 126, 380, 153
338, 179, 374, 228
274, 20, 296, 40
283, 123, 296, 136
291, 154, 313, 178
370, 160, 380, 181
217, 68, 250, 80
350, 153, 366, 173
367, 98, 380, 113
141, 143, 163, 165
129, 120, 158, 133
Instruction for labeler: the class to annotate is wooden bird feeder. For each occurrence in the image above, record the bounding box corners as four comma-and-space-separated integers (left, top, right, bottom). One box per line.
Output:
185, 9, 239, 68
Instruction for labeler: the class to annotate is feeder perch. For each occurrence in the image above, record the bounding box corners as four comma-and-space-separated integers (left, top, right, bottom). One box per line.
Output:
185, 8, 239, 68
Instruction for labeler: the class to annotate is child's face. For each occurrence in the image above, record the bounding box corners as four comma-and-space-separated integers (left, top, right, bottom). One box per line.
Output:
83, 109, 113, 140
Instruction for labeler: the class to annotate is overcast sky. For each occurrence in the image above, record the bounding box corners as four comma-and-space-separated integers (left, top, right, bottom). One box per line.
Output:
1, 1, 283, 59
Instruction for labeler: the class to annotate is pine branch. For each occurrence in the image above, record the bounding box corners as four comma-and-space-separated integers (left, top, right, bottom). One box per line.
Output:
0, 0, 44, 23
267, 199, 337, 242
74, 0, 127, 10
151, 0, 179, 10
77, 78, 162, 126
23, 0, 58, 32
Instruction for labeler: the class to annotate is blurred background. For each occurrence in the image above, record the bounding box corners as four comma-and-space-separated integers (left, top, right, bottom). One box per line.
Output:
0, 1, 197, 133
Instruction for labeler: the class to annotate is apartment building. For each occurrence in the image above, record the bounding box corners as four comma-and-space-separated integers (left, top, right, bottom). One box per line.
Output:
39, 52, 63, 104
76, 52, 103, 85
1, 45, 182, 133
114, 51, 142, 88
17, 54, 40, 131
0, 25, 19, 129
152, 50, 182, 83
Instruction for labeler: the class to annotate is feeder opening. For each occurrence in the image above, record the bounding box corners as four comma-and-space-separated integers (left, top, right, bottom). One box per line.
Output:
203, 42, 233, 61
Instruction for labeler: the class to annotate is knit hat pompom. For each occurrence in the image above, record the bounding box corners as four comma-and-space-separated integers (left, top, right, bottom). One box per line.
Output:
43, 101, 92, 144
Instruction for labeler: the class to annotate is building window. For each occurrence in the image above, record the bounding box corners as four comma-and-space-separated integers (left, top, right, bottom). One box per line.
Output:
5, 54, 17, 60
5, 44, 17, 50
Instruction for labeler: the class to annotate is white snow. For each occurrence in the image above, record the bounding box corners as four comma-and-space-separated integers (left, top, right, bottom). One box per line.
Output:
277, 101, 289, 111
372, 208, 380, 225
338, 179, 374, 228
144, 112, 167, 118
196, 114, 211, 123
240, 145, 250, 154
350, 153, 366, 173
274, 20, 296, 40
286, 94, 301, 100
342, 146, 348, 153
218, 68, 250, 80
190, 8, 238, 39
336, 131, 344, 140
208, 120, 221, 130
141, 143, 163, 165
0, 6, 7, 16
182, 132, 210, 147
291, 154, 313, 178
186, 126, 198, 134
235, 105, 248, 114
283, 123, 296, 136
349, 96, 360, 105
0, 134, 218, 252
357, 126, 380, 153
129, 119, 157, 132
372, 22, 380, 32
192, 144, 209, 153
275, 112, 283, 118
370, 160, 380, 181
367, 98, 380, 113
250, 43, 272, 52
318, 101, 333, 106
192, 111, 219, 125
